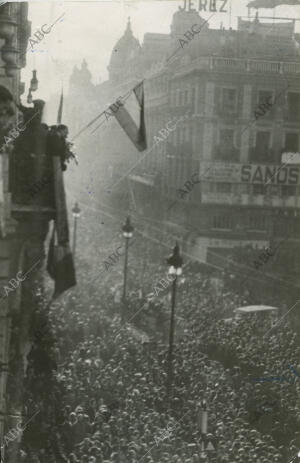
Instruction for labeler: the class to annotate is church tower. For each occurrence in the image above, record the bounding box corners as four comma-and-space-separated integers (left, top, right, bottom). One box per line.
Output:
108, 18, 141, 84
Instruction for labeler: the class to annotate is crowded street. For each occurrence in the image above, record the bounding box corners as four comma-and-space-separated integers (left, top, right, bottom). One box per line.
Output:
1, 1, 300, 462
18, 199, 300, 463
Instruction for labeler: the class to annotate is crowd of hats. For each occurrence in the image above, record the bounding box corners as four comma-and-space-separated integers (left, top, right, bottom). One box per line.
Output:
17, 216, 299, 463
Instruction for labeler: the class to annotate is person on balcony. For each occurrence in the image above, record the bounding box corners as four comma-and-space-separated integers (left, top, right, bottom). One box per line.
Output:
46, 124, 77, 171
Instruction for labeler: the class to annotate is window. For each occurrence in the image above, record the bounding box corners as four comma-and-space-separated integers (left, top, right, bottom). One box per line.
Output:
220, 129, 234, 148
253, 184, 266, 195
222, 88, 237, 113
214, 129, 238, 161
256, 131, 270, 153
191, 87, 196, 112
184, 90, 188, 105
282, 185, 296, 197
216, 183, 232, 193
184, 127, 188, 142
171, 159, 177, 185
189, 126, 194, 147
200, 182, 209, 193
212, 215, 233, 230
250, 131, 272, 163
249, 215, 266, 231
287, 93, 300, 121
257, 90, 273, 118
269, 185, 279, 196
176, 162, 181, 185
285, 133, 299, 152
258, 90, 273, 107
239, 183, 249, 194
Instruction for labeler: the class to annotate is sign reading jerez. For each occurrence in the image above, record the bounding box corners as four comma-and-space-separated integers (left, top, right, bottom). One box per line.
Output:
180, 0, 228, 13
200, 162, 300, 185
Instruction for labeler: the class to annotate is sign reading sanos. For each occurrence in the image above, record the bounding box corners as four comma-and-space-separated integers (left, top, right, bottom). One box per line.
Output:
200, 162, 300, 185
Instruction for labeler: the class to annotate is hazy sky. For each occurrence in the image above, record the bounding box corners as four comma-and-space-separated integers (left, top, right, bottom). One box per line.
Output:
21, 0, 300, 104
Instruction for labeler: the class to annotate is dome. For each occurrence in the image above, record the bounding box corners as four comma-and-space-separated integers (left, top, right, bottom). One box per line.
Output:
108, 18, 141, 80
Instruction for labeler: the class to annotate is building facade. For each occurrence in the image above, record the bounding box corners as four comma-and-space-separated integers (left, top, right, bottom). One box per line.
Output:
0, 5, 58, 463
66, 7, 300, 294
0, 2, 32, 459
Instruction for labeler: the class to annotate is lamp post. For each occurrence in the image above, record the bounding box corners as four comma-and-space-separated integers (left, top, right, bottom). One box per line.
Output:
27, 88, 32, 104
198, 399, 208, 459
122, 216, 134, 323
72, 202, 81, 258
30, 70, 38, 92
166, 242, 183, 402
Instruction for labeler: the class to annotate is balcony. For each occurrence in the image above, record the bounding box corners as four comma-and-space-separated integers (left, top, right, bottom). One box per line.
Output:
201, 192, 300, 208
212, 145, 240, 162
174, 56, 300, 78
249, 147, 279, 164
166, 141, 193, 158
169, 100, 194, 113
212, 57, 246, 71
216, 107, 239, 119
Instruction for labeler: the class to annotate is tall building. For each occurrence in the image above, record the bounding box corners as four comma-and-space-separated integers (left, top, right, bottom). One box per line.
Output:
0, 3, 32, 460
0, 4, 74, 462
66, 7, 300, 293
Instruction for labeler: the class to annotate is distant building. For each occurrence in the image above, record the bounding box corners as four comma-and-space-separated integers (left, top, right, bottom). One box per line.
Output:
66, 8, 300, 287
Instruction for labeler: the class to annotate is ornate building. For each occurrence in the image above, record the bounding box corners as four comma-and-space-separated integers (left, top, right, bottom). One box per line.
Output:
66, 7, 300, 297
0, 4, 73, 462
0, 3, 33, 461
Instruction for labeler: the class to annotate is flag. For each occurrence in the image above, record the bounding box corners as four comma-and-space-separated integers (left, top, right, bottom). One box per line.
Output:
110, 81, 147, 152
46, 88, 76, 299
47, 226, 76, 299
247, 0, 300, 7
57, 87, 63, 124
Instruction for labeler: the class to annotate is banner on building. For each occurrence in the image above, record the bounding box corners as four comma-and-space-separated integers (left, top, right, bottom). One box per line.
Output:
200, 162, 300, 185
282, 152, 300, 164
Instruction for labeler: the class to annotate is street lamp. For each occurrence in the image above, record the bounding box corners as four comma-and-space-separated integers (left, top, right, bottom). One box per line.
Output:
198, 399, 208, 458
27, 88, 32, 104
72, 202, 81, 258
30, 70, 38, 92
122, 216, 134, 323
166, 242, 183, 402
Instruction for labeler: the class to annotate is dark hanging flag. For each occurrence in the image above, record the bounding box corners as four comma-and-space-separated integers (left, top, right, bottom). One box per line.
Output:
111, 81, 147, 152
57, 87, 63, 124
46, 89, 76, 299
247, 0, 300, 7
47, 226, 76, 299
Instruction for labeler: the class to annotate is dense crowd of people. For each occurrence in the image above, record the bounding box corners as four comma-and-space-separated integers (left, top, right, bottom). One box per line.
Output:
16, 212, 300, 463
